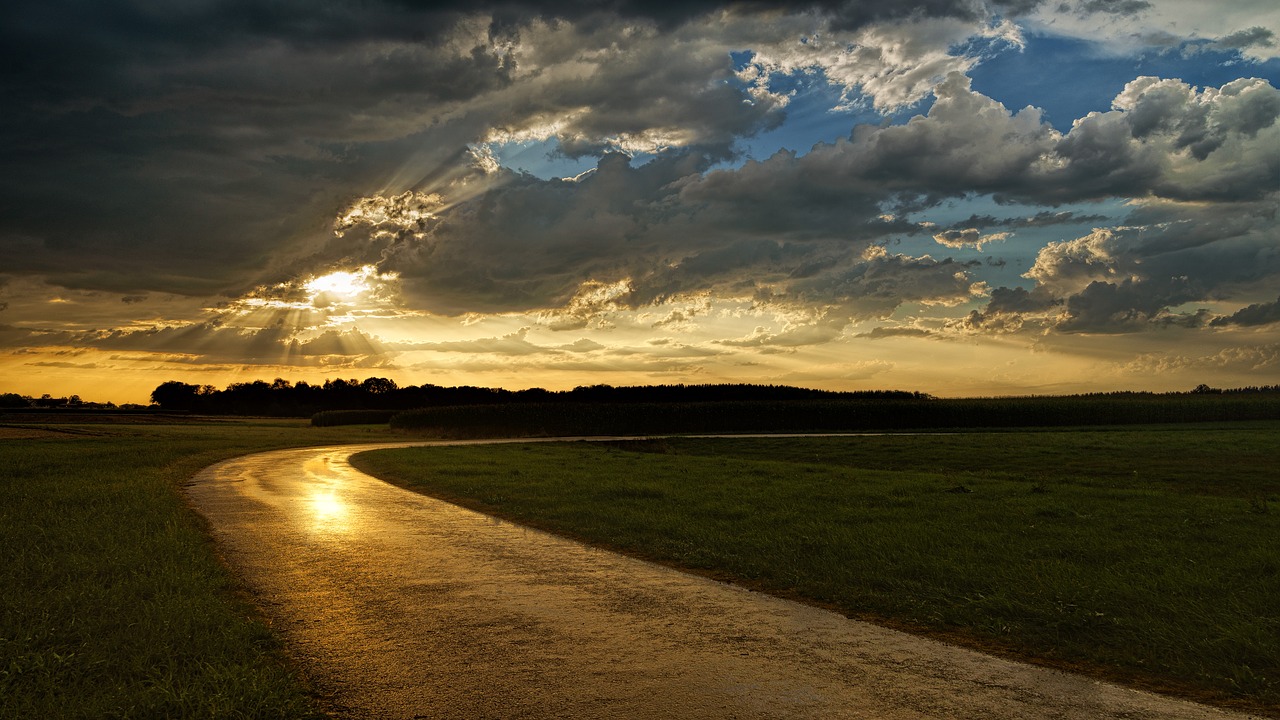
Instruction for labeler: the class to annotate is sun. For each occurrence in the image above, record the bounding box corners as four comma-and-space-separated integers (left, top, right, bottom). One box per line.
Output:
305, 268, 371, 300
299, 265, 402, 312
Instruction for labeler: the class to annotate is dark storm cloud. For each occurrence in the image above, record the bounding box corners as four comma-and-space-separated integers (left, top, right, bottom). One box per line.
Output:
626, 239, 825, 307
970, 196, 1280, 333
2, 1, 526, 295
960, 284, 1060, 332
1074, 0, 1150, 16
4, 320, 387, 363
4, 0, 1275, 346
0, 322, 273, 359
477, 18, 789, 160
1210, 297, 1280, 327
945, 211, 1111, 229
0, 0, 1017, 123
335, 149, 937, 316
982, 286, 1060, 315
861, 74, 1279, 204
0, 0, 807, 298
378, 152, 722, 313
855, 326, 934, 339
312, 72, 1277, 323
413, 0, 1042, 31
787, 249, 984, 317
1057, 276, 1202, 333
662, 72, 1279, 217
3, 4, 971, 298
1194, 27, 1276, 53
0, 0, 1035, 79
14, 0, 1022, 301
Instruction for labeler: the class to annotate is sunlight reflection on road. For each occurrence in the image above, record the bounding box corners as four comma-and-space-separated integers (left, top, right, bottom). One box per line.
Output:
302, 456, 352, 534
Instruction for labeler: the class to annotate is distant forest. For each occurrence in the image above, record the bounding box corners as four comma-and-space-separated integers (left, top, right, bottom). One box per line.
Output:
141, 378, 929, 416
2, 377, 1278, 421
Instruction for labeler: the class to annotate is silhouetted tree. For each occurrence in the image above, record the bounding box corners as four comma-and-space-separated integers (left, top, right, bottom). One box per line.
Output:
0, 393, 31, 408
361, 377, 397, 395
151, 381, 201, 410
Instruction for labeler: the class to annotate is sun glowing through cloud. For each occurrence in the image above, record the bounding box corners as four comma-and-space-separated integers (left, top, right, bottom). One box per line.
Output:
305, 266, 400, 322
228, 264, 403, 317
305, 269, 373, 300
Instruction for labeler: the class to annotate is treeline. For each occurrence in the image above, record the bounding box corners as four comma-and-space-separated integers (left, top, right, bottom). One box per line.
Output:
0, 392, 128, 410
6, 381, 1279, 422
1189, 384, 1280, 394
388, 393, 1280, 437
133, 377, 1280, 433
149, 378, 928, 417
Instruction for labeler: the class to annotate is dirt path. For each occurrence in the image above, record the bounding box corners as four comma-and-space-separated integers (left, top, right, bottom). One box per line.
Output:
186, 442, 1261, 720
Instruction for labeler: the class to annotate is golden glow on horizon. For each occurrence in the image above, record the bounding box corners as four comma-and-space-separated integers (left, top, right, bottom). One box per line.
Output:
4, 273, 1277, 407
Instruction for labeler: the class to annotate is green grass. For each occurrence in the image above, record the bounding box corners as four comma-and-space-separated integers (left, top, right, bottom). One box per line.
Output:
352, 423, 1280, 713
0, 420, 399, 719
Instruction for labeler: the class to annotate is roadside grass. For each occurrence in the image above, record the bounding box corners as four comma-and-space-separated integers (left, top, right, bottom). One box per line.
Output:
352, 423, 1280, 714
0, 420, 398, 719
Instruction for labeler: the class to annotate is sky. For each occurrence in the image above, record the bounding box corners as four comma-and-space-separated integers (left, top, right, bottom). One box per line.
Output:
1, 0, 1278, 404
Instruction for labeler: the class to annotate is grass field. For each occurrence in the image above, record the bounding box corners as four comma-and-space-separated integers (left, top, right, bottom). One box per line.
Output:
3, 418, 1276, 717
352, 423, 1280, 714
0, 419, 399, 719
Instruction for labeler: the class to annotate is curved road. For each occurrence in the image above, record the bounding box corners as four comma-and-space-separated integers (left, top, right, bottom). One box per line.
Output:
186, 442, 1261, 720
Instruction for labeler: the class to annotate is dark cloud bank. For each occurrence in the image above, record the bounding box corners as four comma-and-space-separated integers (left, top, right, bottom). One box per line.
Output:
341, 74, 1279, 333
2, 0, 1278, 353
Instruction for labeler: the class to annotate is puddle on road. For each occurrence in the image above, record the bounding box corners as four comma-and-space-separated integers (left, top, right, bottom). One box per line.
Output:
302, 455, 354, 534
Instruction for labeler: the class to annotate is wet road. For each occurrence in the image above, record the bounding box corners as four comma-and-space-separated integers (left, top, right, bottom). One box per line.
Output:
187, 442, 1261, 720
